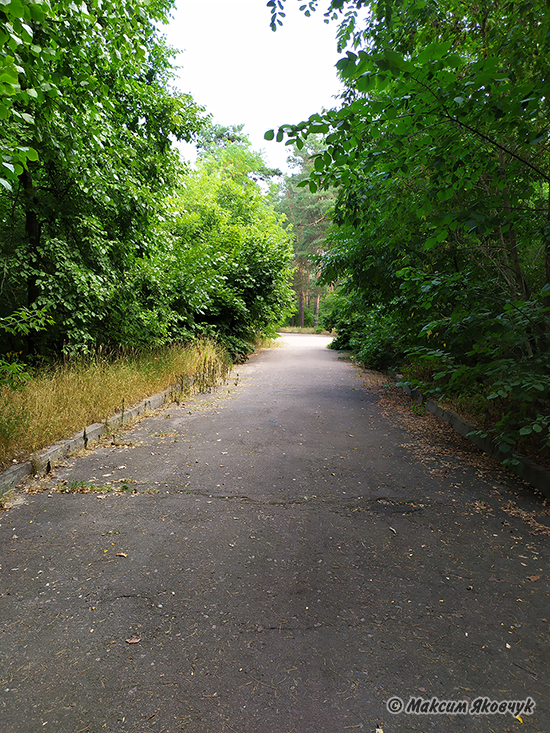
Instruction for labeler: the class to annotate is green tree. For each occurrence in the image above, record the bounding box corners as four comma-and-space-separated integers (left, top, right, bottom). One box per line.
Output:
159, 138, 295, 359
1, 0, 206, 354
198, 122, 282, 184
267, 0, 550, 462
271, 138, 335, 327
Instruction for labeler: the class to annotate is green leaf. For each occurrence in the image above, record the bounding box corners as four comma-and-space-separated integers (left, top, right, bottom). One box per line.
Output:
314, 156, 325, 172
0, 67, 19, 85
264, 130, 275, 141
356, 74, 374, 93
6, 0, 25, 17
384, 50, 414, 72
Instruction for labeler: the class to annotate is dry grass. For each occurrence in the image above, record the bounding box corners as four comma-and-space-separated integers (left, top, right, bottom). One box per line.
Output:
0, 339, 231, 470
255, 335, 285, 349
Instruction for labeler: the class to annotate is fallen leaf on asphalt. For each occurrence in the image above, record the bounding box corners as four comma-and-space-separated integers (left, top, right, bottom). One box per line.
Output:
526, 575, 540, 582
125, 637, 141, 644
116, 552, 128, 557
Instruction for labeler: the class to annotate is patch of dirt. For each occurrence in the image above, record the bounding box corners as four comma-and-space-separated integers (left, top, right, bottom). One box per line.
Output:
360, 369, 550, 535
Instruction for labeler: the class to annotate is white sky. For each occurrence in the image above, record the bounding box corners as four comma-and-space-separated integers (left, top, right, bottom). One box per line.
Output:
162, 0, 343, 172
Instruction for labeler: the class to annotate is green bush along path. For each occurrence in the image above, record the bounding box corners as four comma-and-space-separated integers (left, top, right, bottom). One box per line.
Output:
0, 335, 548, 731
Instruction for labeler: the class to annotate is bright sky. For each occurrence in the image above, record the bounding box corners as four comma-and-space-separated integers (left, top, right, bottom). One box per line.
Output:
163, 0, 343, 171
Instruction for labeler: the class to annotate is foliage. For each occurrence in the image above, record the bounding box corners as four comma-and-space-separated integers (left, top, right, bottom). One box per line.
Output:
270, 138, 336, 326
321, 291, 409, 369
1, 1, 293, 366
197, 122, 282, 182
162, 144, 295, 359
0, 306, 53, 387
1, 0, 202, 190
268, 0, 550, 465
0, 0, 208, 355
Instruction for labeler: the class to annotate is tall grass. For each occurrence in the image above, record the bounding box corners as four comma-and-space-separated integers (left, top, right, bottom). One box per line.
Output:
0, 339, 231, 470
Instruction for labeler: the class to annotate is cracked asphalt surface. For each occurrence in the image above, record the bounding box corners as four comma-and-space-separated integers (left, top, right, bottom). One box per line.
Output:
1, 333, 549, 732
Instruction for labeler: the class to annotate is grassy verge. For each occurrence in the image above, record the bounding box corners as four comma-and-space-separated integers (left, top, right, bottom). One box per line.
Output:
0, 339, 231, 471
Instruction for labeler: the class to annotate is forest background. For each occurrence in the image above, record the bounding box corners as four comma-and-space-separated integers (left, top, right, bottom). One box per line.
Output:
1, 0, 550, 474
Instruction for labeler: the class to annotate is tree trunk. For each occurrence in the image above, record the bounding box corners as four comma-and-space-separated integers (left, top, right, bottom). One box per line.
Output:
500, 151, 530, 299
21, 169, 41, 307
298, 291, 305, 328
313, 295, 320, 327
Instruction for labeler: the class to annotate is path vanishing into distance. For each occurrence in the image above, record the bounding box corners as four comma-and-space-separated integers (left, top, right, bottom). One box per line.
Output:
1, 333, 549, 733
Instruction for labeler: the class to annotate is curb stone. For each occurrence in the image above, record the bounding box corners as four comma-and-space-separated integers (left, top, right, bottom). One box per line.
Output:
0, 385, 179, 496
403, 385, 550, 498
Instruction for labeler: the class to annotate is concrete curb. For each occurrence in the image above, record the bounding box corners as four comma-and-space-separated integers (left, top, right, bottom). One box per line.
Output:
0, 386, 178, 496
403, 386, 550, 498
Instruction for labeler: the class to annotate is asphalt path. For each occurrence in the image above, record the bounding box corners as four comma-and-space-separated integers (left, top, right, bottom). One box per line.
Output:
1, 333, 548, 732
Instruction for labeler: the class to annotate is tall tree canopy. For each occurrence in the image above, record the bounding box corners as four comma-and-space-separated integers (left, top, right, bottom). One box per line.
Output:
267, 0, 550, 463
271, 138, 335, 326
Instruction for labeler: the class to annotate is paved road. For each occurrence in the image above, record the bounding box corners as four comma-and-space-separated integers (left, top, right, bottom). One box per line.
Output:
1, 334, 548, 732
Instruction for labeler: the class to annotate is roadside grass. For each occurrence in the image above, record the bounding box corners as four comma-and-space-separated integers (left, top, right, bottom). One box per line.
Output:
0, 339, 231, 472
253, 335, 284, 349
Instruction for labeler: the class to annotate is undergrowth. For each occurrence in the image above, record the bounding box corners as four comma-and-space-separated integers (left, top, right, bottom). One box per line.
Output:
399, 354, 550, 470
0, 339, 231, 471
